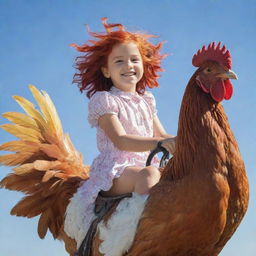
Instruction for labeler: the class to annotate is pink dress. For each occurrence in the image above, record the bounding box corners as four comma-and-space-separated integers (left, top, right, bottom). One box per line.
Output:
88, 86, 160, 182
64, 86, 160, 243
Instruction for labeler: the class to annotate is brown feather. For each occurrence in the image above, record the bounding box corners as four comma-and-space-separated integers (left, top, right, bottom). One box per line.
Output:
38, 208, 51, 238
11, 194, 54, 217
0, 172, 43, 193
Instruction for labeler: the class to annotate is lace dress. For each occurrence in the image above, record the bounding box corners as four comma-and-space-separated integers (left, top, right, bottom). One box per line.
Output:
64, 86, 160, 247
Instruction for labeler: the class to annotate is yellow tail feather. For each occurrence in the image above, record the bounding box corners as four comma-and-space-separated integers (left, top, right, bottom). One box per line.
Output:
0, 124, 43, 142
0, 152, 35, 166
0, 141, 39, 153
29, 85, 63, 138
2, 112, 38, 130
13, 95, 47, 128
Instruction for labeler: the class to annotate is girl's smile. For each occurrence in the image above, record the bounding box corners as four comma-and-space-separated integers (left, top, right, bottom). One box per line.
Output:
101, 42, 144, 93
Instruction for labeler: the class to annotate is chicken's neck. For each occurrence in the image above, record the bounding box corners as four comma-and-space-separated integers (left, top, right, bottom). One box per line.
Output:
163, 74, 238, 181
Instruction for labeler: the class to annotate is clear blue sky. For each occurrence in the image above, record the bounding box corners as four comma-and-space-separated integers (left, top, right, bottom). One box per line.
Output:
0, 0, 255, 255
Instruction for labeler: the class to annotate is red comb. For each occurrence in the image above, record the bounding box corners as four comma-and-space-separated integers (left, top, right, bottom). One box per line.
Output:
192, 42, 232, 70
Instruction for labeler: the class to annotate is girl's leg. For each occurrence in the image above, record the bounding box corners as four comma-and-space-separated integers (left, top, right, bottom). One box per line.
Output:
102, 165, 160, 196
134, 166, 161, 194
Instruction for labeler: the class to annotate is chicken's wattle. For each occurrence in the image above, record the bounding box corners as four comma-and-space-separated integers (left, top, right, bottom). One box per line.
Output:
224, 79, 233, 100
196, 77, 233, 103
210, 79, 233, 102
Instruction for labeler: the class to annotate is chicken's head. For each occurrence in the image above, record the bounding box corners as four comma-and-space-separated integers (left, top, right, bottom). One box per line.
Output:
192, 42, 238, 102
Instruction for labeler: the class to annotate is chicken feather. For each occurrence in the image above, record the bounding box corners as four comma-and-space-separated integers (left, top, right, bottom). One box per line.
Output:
2, 112, 38, 130
0, 85, 90, 240
29, 85, 63, 138
0, 124, 43, 142
0, 141, 39, 153
13, 95, 47, 131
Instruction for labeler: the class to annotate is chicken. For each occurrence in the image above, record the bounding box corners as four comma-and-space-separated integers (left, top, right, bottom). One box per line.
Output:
0, 42, 249, 256
90, 42, 249, 256
123, 42, 249, 255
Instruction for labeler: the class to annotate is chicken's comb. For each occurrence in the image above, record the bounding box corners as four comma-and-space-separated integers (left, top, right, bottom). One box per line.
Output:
192, 42, 232, 70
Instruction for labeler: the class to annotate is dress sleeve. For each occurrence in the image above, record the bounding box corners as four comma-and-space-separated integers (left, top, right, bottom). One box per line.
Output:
142, 91, 158, 116
88, 91, 119, 127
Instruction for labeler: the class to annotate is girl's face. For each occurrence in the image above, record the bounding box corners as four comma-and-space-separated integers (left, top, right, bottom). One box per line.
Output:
102, 42, 144, 93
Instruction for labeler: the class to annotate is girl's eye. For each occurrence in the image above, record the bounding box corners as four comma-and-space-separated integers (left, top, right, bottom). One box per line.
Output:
115, 60, 123, 63
132, 59, 139, 62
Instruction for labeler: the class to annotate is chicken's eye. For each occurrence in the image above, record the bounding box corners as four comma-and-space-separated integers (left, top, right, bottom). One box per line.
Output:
206, 68, 212, 73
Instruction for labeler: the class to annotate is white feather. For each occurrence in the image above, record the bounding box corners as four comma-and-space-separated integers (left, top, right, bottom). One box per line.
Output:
64, 180, 97, 248
98, 193, 148, 256
64, 188, 148, 254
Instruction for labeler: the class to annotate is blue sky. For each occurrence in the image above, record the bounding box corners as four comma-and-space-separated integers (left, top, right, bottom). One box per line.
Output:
0, 0, 255, 255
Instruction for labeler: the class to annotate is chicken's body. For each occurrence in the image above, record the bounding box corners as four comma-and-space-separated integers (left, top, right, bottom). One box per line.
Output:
125, 71, 249, 255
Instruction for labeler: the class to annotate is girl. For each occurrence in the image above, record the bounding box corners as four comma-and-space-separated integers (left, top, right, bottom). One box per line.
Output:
70, 18, 175, 218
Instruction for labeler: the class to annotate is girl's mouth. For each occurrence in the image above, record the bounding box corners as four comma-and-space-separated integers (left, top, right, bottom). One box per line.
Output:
122, 72, 136, 77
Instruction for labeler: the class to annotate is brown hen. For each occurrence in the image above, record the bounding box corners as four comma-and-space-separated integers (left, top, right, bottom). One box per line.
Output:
123, 43, 249, 256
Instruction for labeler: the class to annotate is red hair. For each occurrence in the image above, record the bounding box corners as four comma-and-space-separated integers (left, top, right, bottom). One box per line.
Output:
71, 18, 165, 98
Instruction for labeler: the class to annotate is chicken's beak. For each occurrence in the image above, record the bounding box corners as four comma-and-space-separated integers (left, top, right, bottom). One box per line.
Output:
216, 70, 238, 80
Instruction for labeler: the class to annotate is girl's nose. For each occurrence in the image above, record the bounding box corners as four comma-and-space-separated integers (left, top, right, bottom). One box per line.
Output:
126, 60, 133, 69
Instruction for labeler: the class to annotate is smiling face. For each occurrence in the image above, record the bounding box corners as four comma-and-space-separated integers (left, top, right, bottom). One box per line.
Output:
101, 42, 144, 93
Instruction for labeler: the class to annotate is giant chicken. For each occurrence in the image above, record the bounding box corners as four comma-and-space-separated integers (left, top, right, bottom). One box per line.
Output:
0, 42, 249, 256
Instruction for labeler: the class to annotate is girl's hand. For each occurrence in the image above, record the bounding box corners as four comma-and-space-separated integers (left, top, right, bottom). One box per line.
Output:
161, 136, 176, 155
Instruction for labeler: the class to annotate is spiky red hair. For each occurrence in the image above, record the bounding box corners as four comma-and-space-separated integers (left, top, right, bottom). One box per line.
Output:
192, 42, 232, 70
72, 18, 165, 98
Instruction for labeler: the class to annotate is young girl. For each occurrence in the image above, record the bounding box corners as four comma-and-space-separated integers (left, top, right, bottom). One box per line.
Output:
66, 18, 176, 236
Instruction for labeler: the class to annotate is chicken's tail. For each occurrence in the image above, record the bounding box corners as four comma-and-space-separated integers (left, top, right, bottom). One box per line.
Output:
0, 85, 90, 239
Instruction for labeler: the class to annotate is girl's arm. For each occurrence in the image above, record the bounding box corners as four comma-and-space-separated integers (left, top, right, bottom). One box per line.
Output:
98, 114, 163, 152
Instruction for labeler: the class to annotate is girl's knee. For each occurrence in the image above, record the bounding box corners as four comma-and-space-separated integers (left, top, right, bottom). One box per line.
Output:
140, 166, 160, 178
135, 166, 160, 194
139, 166, 160, 185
